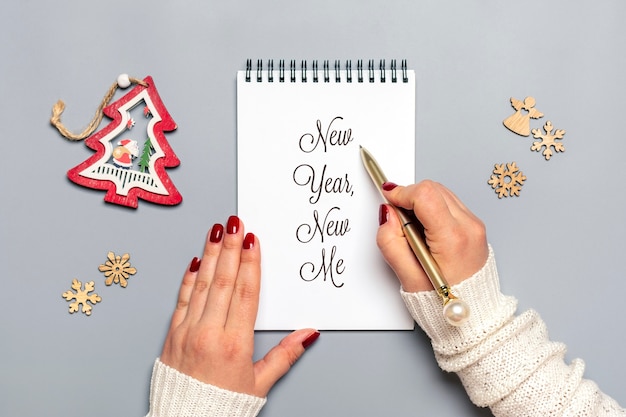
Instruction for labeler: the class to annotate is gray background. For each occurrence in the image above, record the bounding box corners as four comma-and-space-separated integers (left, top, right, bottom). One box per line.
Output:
1, 1, 625, 416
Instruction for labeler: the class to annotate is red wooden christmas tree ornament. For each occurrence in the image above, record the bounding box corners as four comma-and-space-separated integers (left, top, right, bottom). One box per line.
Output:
66, 76, 181, 208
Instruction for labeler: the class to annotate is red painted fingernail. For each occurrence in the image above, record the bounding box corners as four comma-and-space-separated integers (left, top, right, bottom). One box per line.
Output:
243, 233, 255, 249
382, 182, 398, 191
209, 223, 224, 243
226, 215, 240, 234
189, 257, 201, 273
302, 331, 320, 349
379, 204, 389, 225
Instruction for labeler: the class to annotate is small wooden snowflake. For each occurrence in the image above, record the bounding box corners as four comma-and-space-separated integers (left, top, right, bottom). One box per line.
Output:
98, 252, 137, 288
531, 120, 565, 160
488, 162, 527, 198
62, 279, 102, 316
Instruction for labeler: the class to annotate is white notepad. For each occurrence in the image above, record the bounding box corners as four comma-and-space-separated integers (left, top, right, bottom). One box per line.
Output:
237, 60, 415, 330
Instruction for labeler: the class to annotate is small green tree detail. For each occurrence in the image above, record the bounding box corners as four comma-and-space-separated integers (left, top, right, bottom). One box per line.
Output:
139, 137, 154, 173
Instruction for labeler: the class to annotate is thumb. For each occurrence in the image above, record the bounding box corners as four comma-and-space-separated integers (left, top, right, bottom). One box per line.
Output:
253, 329, 320, 397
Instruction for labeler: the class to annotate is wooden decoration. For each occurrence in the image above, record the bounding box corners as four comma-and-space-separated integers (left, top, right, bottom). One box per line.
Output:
503, 96, 544, 136
66, 76, 182, 208
62, 279, 102, 316
531, 120, 565, 160
488, 162, 527, 198
98, 252, 137, 288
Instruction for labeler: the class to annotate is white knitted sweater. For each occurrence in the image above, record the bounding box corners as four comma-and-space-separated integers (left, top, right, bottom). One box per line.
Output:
146, 247, 625, 416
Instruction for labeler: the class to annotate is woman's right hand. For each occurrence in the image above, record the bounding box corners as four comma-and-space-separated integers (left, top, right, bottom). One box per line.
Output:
376, 180, 489, 293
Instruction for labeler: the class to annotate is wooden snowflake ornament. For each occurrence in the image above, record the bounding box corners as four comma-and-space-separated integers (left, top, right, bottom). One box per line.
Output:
98, 252, 137, 288
488, 162, 527, 198
59, 76, 182, 208
531, 120, 565, 160
62, 279, 102, 316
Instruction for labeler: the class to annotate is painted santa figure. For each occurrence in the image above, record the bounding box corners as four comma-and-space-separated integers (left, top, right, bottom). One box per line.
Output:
112, 139, 139, 169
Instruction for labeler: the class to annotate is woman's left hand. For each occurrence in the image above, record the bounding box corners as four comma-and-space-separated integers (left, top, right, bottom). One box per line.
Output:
159, 216, 319, 397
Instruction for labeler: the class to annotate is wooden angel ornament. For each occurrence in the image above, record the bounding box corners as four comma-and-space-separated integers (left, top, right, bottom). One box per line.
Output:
503, 96, 544, 136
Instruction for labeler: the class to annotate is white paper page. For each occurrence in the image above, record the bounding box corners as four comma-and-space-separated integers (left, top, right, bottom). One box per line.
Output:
237, 67, 415, 330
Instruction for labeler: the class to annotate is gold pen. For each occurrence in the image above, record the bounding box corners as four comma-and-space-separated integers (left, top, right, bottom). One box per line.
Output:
360, 146, 469, 326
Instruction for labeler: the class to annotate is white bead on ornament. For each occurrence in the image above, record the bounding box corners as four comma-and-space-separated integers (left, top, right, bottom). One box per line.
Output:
117, 74, 131, 89
443, 298, 470, 326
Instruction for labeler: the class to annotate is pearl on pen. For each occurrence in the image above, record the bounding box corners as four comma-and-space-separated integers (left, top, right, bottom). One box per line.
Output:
443, 298, 470, 326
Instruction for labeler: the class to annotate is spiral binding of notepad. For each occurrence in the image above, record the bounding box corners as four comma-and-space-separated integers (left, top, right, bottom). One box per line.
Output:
245, 59, 408, 83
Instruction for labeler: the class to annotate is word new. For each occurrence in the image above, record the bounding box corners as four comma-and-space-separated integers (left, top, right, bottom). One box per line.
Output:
299, 116, 355, 153
296, 206, 351, 244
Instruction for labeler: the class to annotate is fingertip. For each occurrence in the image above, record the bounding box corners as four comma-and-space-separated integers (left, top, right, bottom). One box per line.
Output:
281, 329, 320, 362
240, 233, 261, 264
189, 256, 201, 273
226, 215, 241, 235
208, 223, 224, 244
301, 330, 320, 349
243, 232, 256, 250
382, 181, 399, 191
281, 328, 320, 352
381, 182, 401, 205
381, 182, 414, 212
378, 203, 390, 226
220, 215, 246, 251
376, 203, 402, 243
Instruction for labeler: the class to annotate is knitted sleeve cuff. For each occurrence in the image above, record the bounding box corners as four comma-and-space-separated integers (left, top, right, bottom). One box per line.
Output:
400, 245, 518, 356
146, 358, 266, 417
